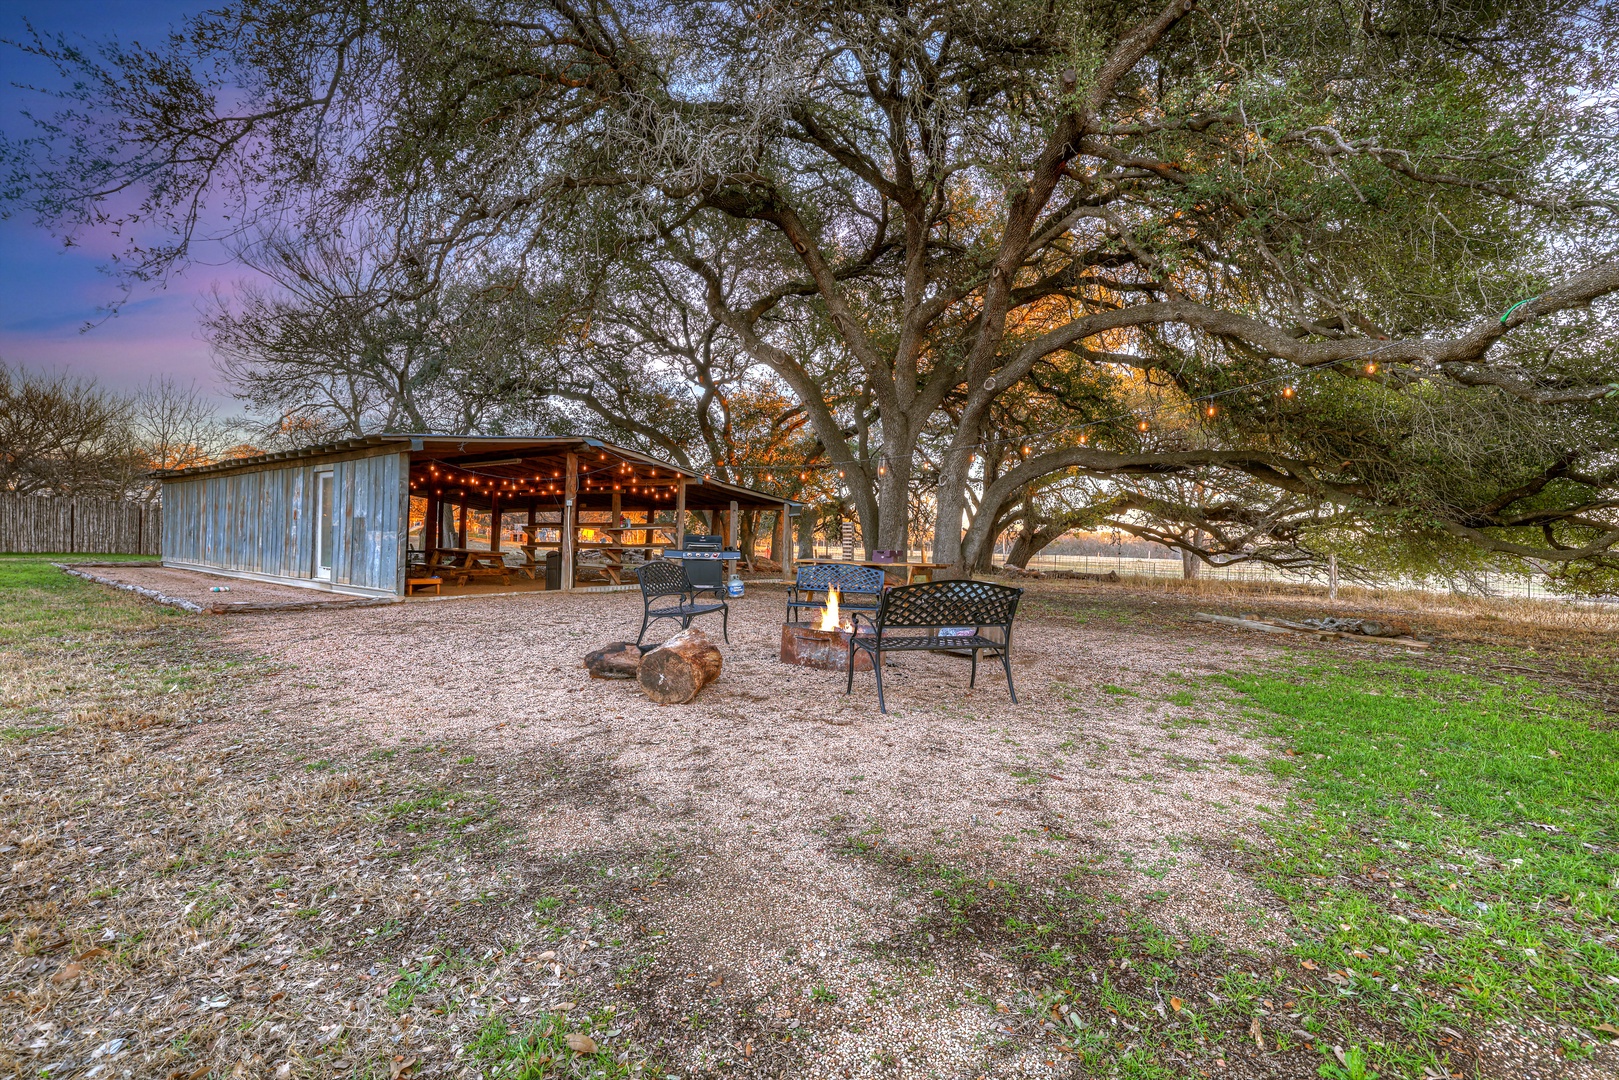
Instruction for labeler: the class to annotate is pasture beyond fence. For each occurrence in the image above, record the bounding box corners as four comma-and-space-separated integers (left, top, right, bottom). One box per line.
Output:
0, 494, 162, 555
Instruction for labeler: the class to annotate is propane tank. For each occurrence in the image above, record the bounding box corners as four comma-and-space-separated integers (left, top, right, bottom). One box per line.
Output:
727, 571, 744, 598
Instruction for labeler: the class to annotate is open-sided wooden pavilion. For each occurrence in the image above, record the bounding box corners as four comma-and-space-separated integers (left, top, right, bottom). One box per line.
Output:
155, 434, 794, 598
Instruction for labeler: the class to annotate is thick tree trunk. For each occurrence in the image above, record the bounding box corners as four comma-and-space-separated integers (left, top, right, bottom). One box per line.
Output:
797, 504, 817, 559
739, 510, 758, 570
874, 455, 912, 553
638, 628, 723, 704
932, 447, 974, 575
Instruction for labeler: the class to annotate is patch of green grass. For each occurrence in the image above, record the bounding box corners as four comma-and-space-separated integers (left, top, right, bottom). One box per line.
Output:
469, 1012, 655, 1077
1100, 683, 1141, 698
811, 983, 838, 1004
0, 556, 172, 644
1, 724, 64, 741
1165, 689, 1198, 707
386, 957, 448, 1014
1222, 660, 1619, 1061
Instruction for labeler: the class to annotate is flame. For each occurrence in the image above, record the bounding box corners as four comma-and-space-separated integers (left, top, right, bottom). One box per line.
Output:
818, 587, 842, 631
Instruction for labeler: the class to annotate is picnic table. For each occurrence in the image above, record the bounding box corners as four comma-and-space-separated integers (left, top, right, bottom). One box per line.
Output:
520, 521, 673, 585
424, 547, 511, 586
796, 558, 945, 586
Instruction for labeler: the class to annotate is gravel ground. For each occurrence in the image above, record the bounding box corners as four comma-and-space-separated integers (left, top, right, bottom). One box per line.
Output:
208, 583, 1291, 1077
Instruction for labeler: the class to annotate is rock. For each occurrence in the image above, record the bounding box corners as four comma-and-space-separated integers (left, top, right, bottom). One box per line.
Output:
583, 641, 642, 679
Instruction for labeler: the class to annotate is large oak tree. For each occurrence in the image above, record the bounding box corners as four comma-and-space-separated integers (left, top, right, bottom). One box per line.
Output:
7, 0, 1617, 585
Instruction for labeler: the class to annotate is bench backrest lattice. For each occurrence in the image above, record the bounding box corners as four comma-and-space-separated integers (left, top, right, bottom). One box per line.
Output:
795, 563, 887, 596
871, 579, 1022, 633
637, 559, 691, 599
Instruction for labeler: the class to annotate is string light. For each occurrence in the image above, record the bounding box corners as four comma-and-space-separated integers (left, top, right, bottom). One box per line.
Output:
1364, 362, 1378, 374
1282, 386, 1296, 398
1204, 405, 1217, 418
1137, 419, 1151, 432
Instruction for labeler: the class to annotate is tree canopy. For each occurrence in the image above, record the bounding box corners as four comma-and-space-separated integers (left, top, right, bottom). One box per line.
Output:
6, 0, 1617, 587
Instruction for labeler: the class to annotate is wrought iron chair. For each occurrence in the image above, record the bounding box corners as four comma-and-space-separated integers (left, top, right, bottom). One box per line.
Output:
785, 563, 887, 624
634, 560, 730, 648
846, 579, 1023, 713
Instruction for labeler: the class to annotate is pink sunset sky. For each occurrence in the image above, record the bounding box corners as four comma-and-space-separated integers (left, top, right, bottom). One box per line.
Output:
1, 1, 250, 403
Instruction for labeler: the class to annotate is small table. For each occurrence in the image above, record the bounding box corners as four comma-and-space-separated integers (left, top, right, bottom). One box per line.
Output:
797, 558, 944, 586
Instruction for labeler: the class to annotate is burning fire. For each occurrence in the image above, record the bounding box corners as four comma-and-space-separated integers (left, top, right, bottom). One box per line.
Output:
818, 587, 849, 632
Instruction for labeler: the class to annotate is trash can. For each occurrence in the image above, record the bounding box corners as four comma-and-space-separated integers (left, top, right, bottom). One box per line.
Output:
544, 550, 563, 590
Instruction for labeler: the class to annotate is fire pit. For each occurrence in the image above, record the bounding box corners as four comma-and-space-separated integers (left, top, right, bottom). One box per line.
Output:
779, 589, 873, 672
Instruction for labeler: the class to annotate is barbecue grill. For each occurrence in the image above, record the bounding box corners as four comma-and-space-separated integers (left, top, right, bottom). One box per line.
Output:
660, 535, 741, 597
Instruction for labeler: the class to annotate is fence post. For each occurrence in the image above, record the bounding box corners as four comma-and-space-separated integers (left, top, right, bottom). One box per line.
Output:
1329, 554, 1338, 600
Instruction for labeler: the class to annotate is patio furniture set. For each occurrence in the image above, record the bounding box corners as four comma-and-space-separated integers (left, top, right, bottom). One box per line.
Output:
635, 557, 1022, 713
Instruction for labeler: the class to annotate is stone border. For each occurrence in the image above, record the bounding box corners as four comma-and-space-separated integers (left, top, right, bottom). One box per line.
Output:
55, 564, 400, 616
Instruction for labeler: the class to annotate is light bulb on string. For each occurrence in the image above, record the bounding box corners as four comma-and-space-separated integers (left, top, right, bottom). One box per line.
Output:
1204, 405, 1218, 418
1282, 386, 1296, 399
1364, 362, 1378, 374
1137, 419, 1151, 432
1078, 433, 1088, 445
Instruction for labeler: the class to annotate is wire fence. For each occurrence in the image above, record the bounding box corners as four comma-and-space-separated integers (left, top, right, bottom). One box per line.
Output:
1011, 553, 1610, 603
804, 541, 1605, 604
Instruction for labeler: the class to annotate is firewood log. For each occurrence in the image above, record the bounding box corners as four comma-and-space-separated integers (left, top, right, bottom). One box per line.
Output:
583, 641, 643, 680
638, 628, 723, 704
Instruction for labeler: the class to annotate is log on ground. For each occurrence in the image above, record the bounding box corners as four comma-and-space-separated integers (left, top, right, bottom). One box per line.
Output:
584, 641, 643, 679
638, 628, 723, 704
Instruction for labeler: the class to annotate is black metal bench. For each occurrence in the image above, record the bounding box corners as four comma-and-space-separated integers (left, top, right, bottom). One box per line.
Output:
786, 563, 887, 624
845, 579, 1023, 713
634, 561, 729, 648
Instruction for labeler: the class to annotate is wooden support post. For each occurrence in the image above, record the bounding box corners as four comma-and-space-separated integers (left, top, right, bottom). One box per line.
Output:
674, 478, 687, 549
457, 502, 468, 549
562, 452, 578, 590
727, 499, 739, 549
489, 492, 500, 552
611, 491, 622, 530
424, 490, 439, 558
776, 503, 792, 580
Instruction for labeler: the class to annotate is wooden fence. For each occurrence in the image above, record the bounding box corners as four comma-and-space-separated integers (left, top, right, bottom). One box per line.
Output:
0, 494, 163, 555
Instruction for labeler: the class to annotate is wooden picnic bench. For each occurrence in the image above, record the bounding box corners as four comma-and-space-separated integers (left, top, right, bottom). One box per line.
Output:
424, 548, 511, 586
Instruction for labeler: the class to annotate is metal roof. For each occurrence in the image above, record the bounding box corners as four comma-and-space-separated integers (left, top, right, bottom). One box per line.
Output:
152, 433, 795, 510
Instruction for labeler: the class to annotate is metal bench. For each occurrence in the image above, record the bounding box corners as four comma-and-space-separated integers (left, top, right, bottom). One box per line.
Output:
845, 579, 1023, 713
786, 563, 887, 624
634, 560, 730, 648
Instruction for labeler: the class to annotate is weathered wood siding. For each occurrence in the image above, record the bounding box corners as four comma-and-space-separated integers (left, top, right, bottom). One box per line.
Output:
161, 449, 408, 595
0, 494, 162, 554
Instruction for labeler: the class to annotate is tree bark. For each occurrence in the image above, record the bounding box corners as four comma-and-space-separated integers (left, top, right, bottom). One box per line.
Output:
583, 641, 642, 680
797, 504, 817, 559
638, 627, 723, 704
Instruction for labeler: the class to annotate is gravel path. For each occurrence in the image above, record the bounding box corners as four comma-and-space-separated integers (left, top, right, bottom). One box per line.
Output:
214, 582, 1291, 1078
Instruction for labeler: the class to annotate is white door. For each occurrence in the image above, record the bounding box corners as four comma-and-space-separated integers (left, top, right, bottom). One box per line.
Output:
314, 471, 335, 580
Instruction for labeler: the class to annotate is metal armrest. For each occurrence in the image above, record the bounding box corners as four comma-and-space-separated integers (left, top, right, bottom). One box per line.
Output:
848, 611, 879, 635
